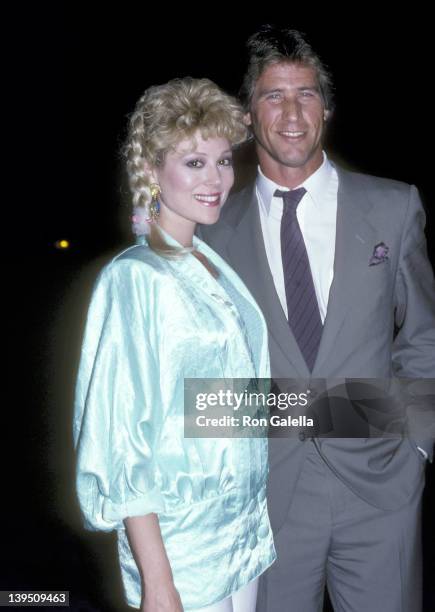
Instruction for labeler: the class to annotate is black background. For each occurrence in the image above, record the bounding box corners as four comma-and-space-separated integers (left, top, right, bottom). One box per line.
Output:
3, 6, 434, 611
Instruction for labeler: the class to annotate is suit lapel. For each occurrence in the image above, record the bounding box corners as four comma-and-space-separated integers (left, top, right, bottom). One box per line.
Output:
225, 186, 310, 376
313, 167, 377, 374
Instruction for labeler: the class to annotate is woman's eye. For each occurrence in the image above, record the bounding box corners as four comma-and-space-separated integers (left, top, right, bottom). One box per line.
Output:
219, 157, 233, 167
186, 159, 203, 168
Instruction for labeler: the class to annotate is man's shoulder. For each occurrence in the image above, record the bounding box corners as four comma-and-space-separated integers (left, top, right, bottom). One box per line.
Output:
335, 164, 420, 223
336, 165, 412, 196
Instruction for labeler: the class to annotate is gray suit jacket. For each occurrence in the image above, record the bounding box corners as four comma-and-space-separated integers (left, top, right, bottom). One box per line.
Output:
198, 165, 435, 529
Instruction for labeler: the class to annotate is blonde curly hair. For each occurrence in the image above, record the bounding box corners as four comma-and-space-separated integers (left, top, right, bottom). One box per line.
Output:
122, 77, 248, 255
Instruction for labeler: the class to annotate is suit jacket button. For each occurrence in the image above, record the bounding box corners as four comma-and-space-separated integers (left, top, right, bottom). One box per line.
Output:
298, 432, 306, 441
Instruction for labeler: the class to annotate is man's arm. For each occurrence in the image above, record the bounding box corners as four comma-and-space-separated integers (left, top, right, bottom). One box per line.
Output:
392, 185, 435, 459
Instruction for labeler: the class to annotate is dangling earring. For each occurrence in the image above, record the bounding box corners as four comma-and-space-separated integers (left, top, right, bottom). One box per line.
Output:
148, 183, 161, 222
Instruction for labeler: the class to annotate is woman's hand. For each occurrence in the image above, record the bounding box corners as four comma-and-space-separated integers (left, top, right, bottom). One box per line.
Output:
141, 579, 183, 611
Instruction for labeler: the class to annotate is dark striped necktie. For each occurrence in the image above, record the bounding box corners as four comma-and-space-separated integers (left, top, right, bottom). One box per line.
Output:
275, 187, 323, 371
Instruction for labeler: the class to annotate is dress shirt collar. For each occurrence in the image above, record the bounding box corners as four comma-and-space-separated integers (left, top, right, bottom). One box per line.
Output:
256, 151, 333, 215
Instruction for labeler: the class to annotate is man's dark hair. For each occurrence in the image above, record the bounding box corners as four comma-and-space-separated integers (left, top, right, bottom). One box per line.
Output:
240, 25, 334, 112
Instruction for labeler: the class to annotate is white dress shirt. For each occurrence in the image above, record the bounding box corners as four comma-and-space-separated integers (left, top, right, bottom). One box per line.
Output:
256, 152, 338, 323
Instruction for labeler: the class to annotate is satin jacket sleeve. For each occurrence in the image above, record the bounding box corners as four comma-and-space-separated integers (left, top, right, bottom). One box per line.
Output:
73, 260, 165, 531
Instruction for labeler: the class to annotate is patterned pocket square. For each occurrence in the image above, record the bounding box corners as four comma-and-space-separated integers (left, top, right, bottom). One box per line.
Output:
369, 242, 389, 266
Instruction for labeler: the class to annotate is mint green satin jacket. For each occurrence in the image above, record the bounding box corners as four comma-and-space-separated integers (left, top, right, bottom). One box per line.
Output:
73, 233, 276, 610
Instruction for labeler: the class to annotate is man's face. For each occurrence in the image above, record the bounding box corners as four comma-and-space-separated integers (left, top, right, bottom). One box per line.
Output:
245, 62, 328, 176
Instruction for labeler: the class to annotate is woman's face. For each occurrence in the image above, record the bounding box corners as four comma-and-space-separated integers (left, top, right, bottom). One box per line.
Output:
152, 131, 234, 244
